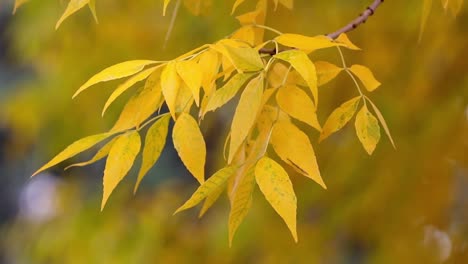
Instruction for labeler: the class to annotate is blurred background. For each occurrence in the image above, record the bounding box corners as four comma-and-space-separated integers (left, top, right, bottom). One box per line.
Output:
0, 0, 467, 263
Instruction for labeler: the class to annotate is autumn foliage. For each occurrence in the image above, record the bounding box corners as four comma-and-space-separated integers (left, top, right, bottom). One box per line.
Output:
12, 0, 463, 245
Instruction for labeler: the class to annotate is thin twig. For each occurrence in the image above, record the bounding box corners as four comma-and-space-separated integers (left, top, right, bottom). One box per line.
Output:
258, 0, 384, 55
163, 0, 182, 49
327, 0, 384, 40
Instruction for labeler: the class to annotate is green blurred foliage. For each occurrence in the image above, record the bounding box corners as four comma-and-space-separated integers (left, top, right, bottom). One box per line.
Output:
1, 0, 467, 263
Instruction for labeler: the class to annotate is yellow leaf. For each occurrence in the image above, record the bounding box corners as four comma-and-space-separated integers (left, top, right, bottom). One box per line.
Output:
276, 85, 321, 131
232, 0, 247, 14
88, 0, 98, 23
315, 61, 343, 86
274, 50, 318, 107
198, 49, 220, 95
334, 33, 360, 50
102, 66, 157, 116
204, 73, 254, 114
13, 0, 29, 14
161, 61, 180, 119
235, 7, 266, 45
134, 115, 170, 193
198, 186, 224, 218
32, 132, 116, 177
228, 75, 264, 163
319, 96, 361, 142
420, 0, 433, 41
111, 85, 165, 132
172, 113, 206, 183
256, 105, 290, 134
349, 65, 381, 92
56, 0, 89, 30
448, 0, 463, 16
355, 105, 381, 155
275, 34, 341, 53
231, 26, 256, 47
102, 131, 141, 210
73, 60, 157, 98
183, 0, 212, 16
174, 166, 237, 214
163, 0, 171, 16
278, 0, 293, 9
174, 82, 194, 115
367, 99, 396, 149
65, 137, 118, 170
218, 40, 264, 72
255, 157, 298, 242
176, 60, 202, 106
271, 121, 326, 189
268, 62, 306, 88
228, 166, 255, 246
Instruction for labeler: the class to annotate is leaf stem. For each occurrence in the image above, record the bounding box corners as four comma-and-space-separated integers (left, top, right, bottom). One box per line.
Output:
250, 24, 283, 35
336, 46, 366, 106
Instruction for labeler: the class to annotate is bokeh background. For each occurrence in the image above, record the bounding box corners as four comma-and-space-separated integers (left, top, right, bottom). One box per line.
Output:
0, 0, 467, 263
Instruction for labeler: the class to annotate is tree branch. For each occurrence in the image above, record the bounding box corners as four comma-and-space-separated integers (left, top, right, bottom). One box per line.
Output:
259, 0, 384, 55
327, 0, 384, 40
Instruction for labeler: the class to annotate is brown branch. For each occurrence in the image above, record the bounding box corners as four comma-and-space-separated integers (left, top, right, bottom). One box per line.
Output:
259, 0, 384, 55
327, 0, 384, 40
